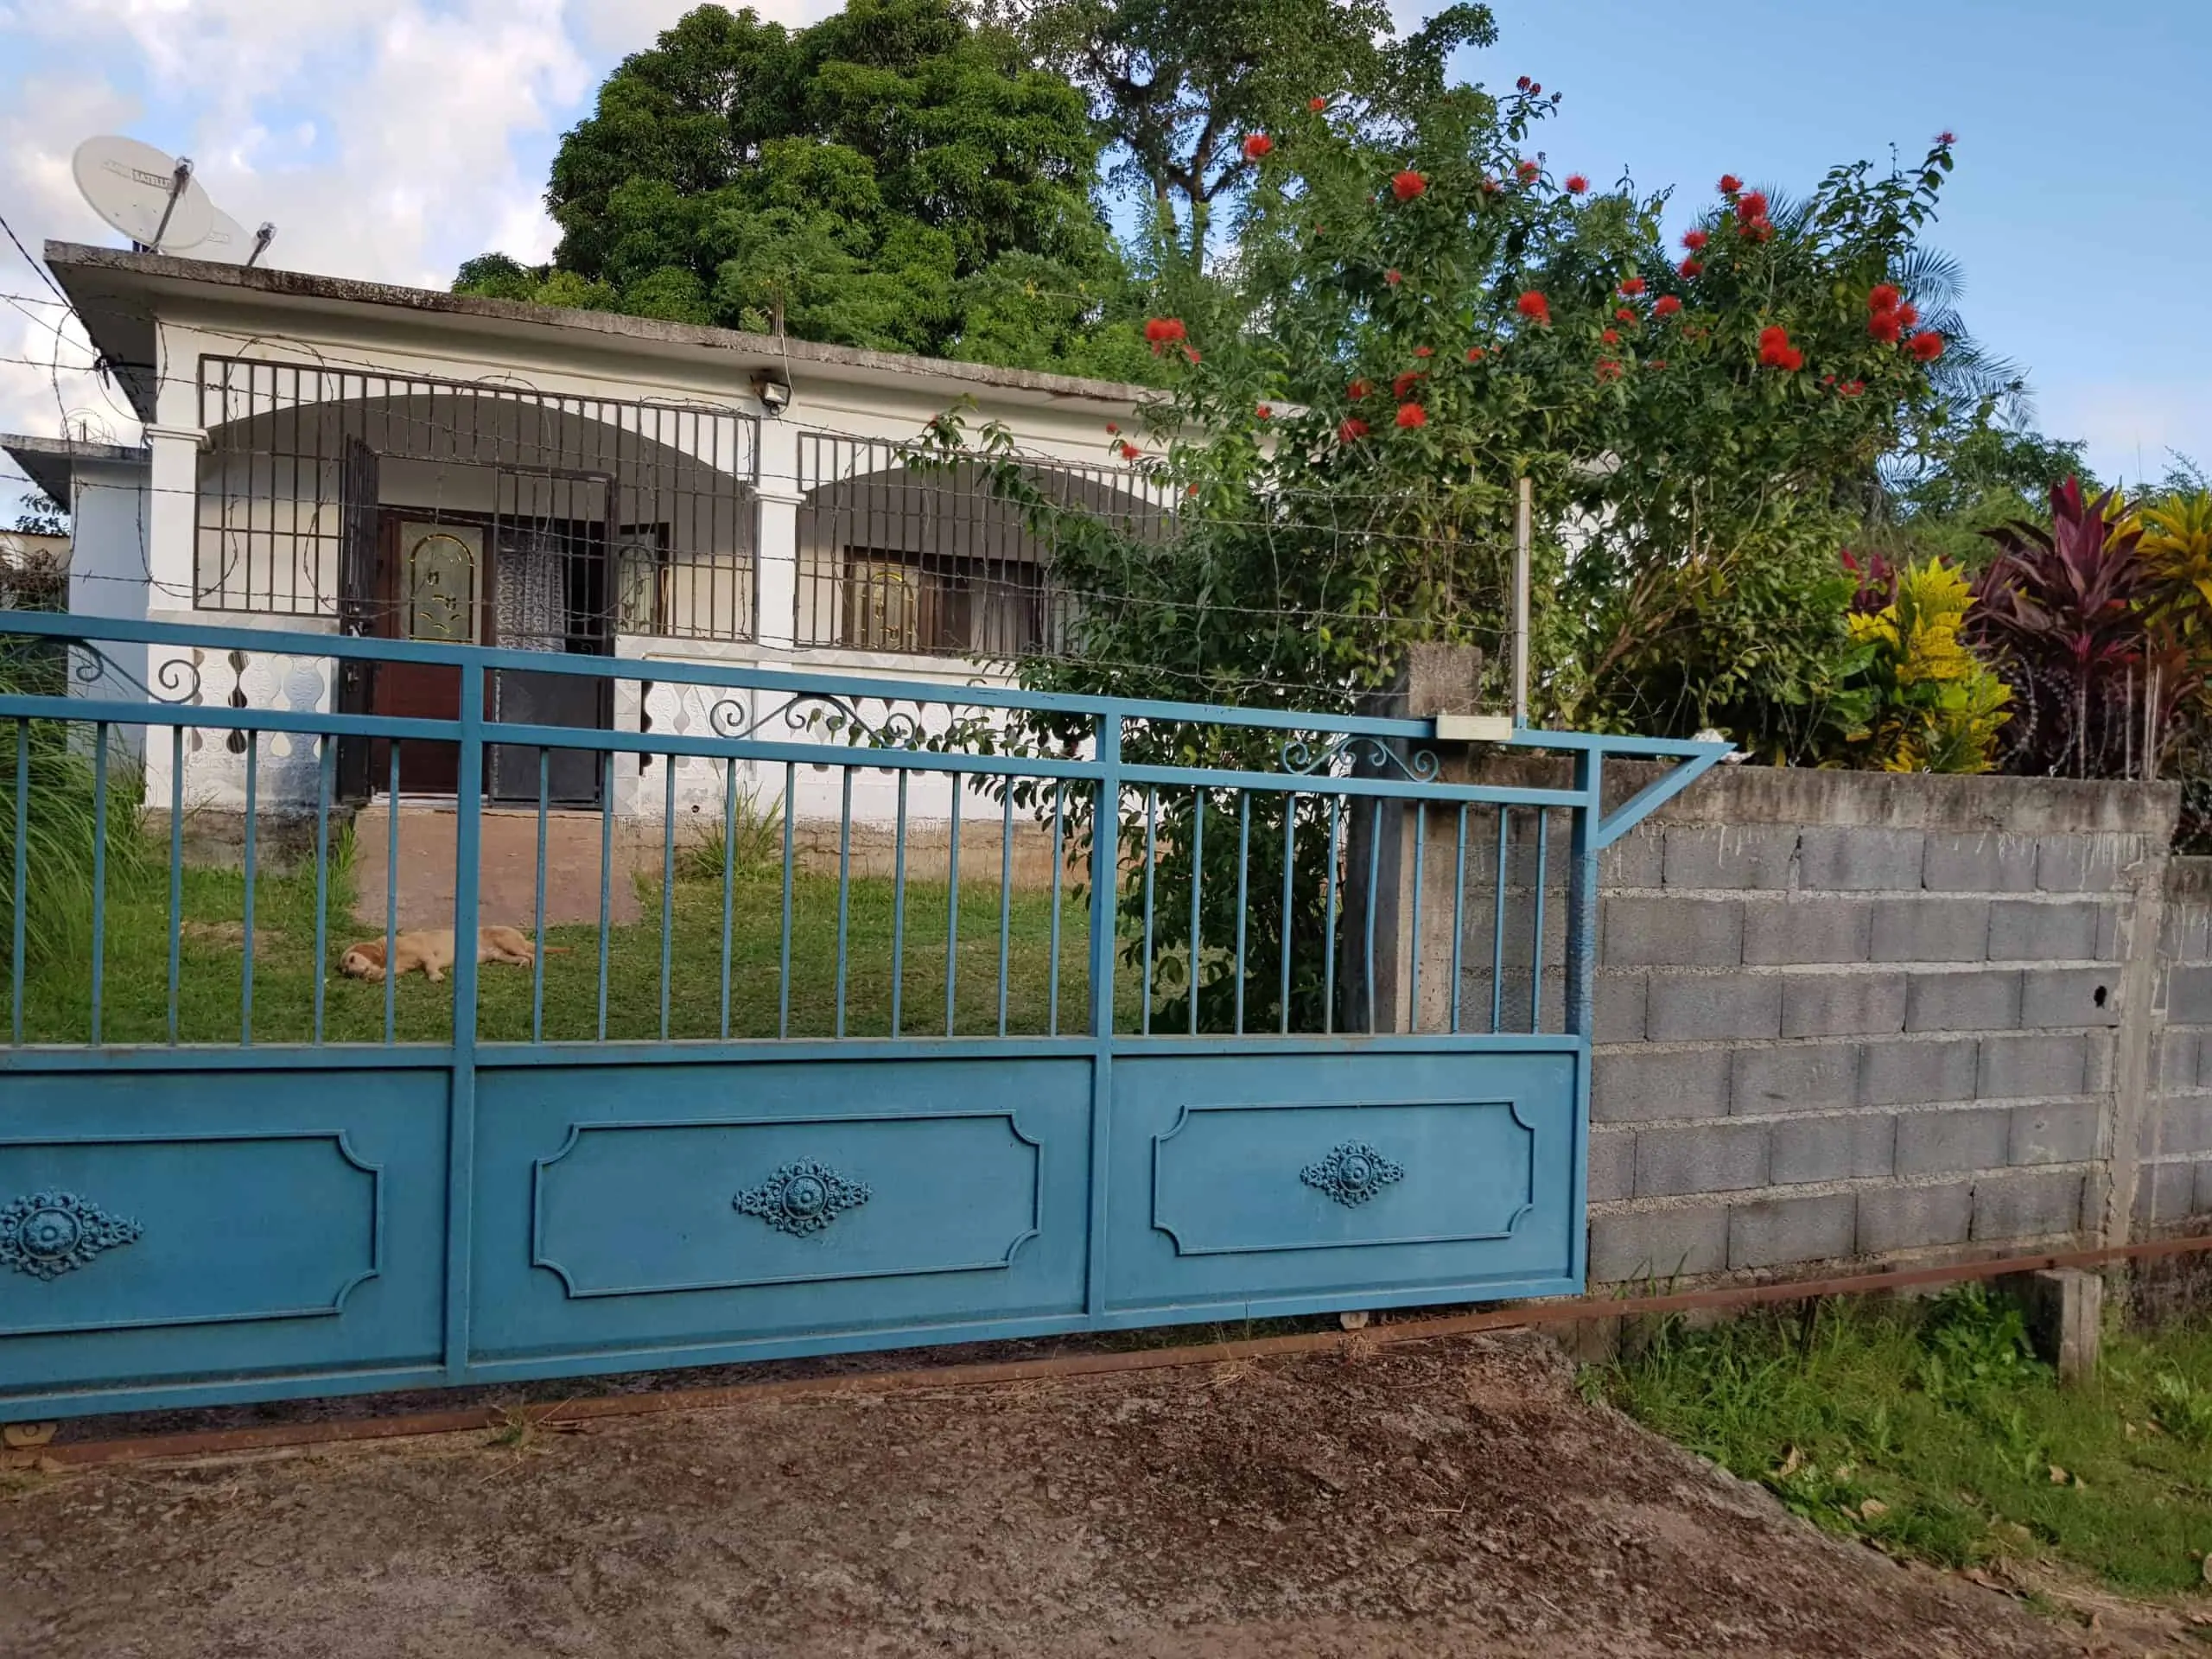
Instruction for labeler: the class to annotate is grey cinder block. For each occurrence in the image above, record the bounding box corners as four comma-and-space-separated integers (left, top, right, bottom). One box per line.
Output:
1859, 1038, 1979, 1106
1635, 1121, 1770, 1197
2019, 966, 2121, 1029
2158, 1027, 2198, 1091
1587, 1128, 1635, 1202
1770, 1111, 1896, 1185
1870, 898, 1991, 963
2139, 1160, 2196, 1224
1782, 972, 1907, 1038
1979, 1033, 2090, 1101
1988, 899, 2101, 963
2163, 902, 2211, 964
1662, 825, 1799, 891
1732, 1043, 1860, 1115
2156, 1094, 2212, 1157
1904, 969, 2022, 1033
1857, 1181, 1973, 1253
1591, 1046, 1732, 1124
2195, 1160, 2212, 1219
1895, 1105, 2012, 1176
1602, 827, 1663, 889
1646, 973, 1784, 1042
1742, 898, 1873, 965
1594, 971, 1648, 1043
1728, 1193, 1857, 1269
1589, 1206, 1729, 1282
1971, 1168, 2087, 1241
2170, 964, 2212, 1025
1798, 826, 1925, 892
1922, 832, 2039, 893
2037, 833, 2133, 893
1604, 895, 1744, 967
2011, 1102, 2100, 1166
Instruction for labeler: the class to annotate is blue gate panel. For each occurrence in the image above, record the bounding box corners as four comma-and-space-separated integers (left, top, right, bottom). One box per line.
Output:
467, 1056, 1092, 1370
1104, 1050, 1584, 1319
0, 1070, 449, 1415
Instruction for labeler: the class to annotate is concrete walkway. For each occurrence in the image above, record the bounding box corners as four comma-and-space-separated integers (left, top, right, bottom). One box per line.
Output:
350, 804, 643, 931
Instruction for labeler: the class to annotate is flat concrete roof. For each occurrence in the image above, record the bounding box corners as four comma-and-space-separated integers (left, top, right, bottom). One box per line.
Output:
2, 430, 148, 502
43, 242, 1160, 423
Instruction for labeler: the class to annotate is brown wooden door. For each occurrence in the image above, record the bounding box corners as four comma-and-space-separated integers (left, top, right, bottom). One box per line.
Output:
370, 516, 483, 796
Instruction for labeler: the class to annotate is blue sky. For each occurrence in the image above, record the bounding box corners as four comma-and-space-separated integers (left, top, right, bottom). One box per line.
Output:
1, 0, 2202, 493
1463, 0, 2210, 487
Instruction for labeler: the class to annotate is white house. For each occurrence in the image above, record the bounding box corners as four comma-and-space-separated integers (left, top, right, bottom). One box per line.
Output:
3, 243, 1173, 836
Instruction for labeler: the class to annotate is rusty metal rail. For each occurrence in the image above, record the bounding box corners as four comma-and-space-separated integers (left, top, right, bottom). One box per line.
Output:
10, 1231, 2209, 1471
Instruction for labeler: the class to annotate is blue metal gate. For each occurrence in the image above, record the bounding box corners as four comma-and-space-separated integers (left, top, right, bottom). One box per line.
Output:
0, 613, 1719, 1418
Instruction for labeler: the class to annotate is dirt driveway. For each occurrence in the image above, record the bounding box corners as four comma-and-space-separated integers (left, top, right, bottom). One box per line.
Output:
0, 1333, 2115, 1658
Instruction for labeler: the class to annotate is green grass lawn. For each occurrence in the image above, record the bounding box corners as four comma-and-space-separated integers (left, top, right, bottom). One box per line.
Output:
8, 846, 1120, 1046
1592, 1284, 2212, 1594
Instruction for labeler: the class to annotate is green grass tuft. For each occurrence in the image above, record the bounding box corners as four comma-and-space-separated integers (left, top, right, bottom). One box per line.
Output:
1595, 1285, 2212, 1592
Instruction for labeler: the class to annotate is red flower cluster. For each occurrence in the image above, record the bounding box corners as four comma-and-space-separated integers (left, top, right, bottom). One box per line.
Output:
1243, 133, 1273, 161
1255, 404, 1272, 420
1839, 379, 1866, 397
1392, 370, 1423, 398
1413, 345, 1433, 358
1866, 285, 1941, 361
1347, 378, 1372, 399
1936, 129, 1955, 145
1680, 257, 1705, 278
1719, 173, 1743, 194
1143, 317, 1186, 353
1757, 324, 1803, 372
1614, 307, 1636, 322
1516, 74, 1530, 89
1338, 416, 1369, 442
1564, 173, 1589, 194
1516, 159, 1540, 183
1465, 346, 1485, 362
1104, 422, 1119, 435
1681, 228, 1709, 251
1384, 268, 1403, 287
1118, 441, 1141, 461
1618, 276, 1646, 296
1601, 328, 1619, 345
1653, 295, 1682, 319
1391, 170, 1427, 200
1733, 188, 1773, 241
1595, 358, 1624, 383
1395, 403, 1427, 429
1308, 96, 1328, 111
1516, 289, 1550, 325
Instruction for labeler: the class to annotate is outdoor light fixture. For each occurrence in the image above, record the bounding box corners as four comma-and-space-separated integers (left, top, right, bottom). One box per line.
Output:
753, 371, 792, 415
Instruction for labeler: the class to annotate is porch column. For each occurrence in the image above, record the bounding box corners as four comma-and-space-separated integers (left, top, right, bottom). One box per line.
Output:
754, 417, 799, 651
140, 422, 203, 621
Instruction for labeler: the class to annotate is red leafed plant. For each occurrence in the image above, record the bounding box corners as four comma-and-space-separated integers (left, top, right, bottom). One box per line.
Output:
1969, 478, 2199, 777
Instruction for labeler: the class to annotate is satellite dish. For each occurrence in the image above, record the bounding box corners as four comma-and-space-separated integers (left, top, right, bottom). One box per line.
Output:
72, 136, 215, 252
194, 208, 276, 267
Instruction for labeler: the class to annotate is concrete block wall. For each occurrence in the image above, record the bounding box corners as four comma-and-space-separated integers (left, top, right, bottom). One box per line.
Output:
2139, 858, 2212, 1229
1578, 767, 2178, 1284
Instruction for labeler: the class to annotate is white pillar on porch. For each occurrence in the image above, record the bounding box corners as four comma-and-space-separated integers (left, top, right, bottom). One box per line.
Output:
754, 416, 800, 651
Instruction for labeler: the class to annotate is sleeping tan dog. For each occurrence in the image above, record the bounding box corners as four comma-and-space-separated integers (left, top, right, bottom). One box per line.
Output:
339, 926, 563, 982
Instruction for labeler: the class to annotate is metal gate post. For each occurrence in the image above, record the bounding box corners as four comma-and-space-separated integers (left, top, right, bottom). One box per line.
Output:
1084, 712, 1122, 1318
444, 664, 486, 1382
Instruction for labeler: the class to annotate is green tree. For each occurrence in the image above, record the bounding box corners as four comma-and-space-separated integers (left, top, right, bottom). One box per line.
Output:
1001, 0, 1496, 252
457, 0, 1153, 375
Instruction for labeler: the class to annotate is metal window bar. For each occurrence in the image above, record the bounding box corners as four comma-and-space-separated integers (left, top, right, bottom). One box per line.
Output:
793, 433, 1175, 659
194, 357, 760, 642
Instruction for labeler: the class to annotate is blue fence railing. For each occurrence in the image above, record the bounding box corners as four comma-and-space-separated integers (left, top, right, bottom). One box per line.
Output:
0, 611, 1726, 1058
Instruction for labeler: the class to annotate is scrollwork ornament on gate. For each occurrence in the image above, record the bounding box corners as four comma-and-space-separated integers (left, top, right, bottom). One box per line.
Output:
0, 1190, 143, 1281
734, 1159, 872, 1236
707, 692, 935, 751
68, 642, 202, 705
1300, 1141, 1406, 1209
1278, 733, 1440, 785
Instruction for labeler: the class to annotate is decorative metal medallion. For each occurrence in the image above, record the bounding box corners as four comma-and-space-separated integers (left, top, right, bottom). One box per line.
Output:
734, 1160, 872, 1237
1300, 1141, 1406, 1209
0, 1191, 143, 1281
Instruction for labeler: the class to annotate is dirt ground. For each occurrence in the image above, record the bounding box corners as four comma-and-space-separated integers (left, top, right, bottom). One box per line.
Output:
0, 1332, 2165, 1658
